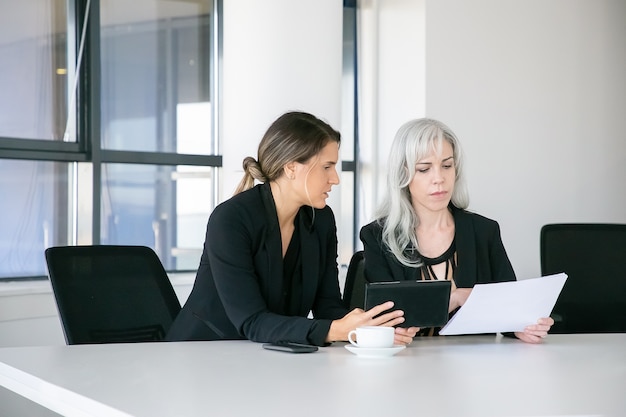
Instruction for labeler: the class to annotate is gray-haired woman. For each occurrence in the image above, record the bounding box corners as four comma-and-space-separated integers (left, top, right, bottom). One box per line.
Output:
360, 118, 553, 343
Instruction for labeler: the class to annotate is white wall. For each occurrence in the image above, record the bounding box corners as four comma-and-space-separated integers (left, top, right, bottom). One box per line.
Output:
362, 0, 626, 279
357, 0, 426, 226
221, 0, 343, 200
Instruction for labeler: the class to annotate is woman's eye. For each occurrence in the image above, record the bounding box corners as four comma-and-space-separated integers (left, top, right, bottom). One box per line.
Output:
416, 167, 429, 173
443, 164, 453, 169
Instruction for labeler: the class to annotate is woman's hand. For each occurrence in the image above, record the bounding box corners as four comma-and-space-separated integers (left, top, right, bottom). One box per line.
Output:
514, 317, 554, 344
394, 326, 419, 346
449, 287, 472, 312
326, 301, 405, 343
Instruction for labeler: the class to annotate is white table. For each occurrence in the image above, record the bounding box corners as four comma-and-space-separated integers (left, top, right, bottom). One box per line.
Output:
0, 334, 624, 417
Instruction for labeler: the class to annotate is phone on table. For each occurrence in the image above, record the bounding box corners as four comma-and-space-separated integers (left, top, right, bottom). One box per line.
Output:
262, 341, 318, 353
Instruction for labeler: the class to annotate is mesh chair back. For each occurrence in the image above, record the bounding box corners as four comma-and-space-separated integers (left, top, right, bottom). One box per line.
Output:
540, 223, 626, 333
45, 245, 182, 344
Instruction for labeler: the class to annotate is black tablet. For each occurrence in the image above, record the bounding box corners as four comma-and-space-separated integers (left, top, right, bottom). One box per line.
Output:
364, 280, 451, 328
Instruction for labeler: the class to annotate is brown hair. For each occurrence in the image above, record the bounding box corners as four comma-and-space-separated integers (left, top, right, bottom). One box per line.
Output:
235, 111, 341, 194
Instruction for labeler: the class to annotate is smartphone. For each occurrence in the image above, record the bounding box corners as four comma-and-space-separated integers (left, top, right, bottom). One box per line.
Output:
262, 341, 318, 353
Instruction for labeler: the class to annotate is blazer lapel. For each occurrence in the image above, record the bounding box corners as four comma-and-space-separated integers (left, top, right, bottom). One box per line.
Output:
452, 206, 476, 287
260, 183, 284, 311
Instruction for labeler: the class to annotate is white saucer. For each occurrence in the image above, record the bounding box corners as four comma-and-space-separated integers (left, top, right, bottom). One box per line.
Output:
344, 344, 406, 358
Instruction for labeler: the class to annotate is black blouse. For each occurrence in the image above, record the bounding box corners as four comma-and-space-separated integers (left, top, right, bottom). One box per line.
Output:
420, 239, 457, 281
416, 239, 457, 336
281, 219, 303, 316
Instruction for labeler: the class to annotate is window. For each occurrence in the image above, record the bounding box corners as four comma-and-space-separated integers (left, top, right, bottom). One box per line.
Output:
0, 0, 360, 280
340, 1, 358, 264
0, 160, 70, 278
0, 0, 218, 278
0, 1, 68, 141
98, 1, 218, 269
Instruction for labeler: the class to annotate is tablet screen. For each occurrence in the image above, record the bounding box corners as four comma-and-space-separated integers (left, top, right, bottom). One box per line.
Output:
364, 280, 451, 328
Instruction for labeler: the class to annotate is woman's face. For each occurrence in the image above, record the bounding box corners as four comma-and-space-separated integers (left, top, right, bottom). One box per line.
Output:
408, 139, 456, 214
293, 141, 340, 209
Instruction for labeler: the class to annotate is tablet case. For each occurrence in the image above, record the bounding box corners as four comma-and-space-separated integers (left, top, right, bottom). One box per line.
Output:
364, 280, 451, 328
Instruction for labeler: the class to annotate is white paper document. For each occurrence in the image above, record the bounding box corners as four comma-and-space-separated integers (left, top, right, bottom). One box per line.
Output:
439, 273, 567, 335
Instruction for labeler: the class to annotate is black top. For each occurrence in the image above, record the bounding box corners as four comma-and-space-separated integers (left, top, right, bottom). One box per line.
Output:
419, 239, 457, 281
282, 219, 303, 316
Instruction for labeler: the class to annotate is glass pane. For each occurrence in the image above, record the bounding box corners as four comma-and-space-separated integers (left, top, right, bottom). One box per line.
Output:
0, 160, 71, 278
338, 171, 355, 266
0, 1, 68, 140
101, 163, 213, 270
100, 0, 213, 154
341, 4, 356, 162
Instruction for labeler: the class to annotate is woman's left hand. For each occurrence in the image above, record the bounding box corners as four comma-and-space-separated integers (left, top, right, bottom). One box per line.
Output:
394, 327, 419, 346
449, 288, 472, 312
514, 317, 554, 344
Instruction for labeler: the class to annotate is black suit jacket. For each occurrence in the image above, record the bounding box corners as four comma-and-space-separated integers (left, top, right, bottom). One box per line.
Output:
167, 183, 348, 346
359, 205, 516, 287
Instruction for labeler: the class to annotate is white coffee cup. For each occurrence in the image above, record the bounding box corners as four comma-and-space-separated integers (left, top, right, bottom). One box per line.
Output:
348, 326, 394, 348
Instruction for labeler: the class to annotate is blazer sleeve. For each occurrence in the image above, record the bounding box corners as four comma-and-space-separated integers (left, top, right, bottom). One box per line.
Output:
486, 221, 516, 283
453, 208, 516, 286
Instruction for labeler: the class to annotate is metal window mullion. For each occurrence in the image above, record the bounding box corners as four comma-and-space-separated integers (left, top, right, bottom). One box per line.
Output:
212, 0, 223, 210
80, 0, 102, 245
99, 150, 222, 167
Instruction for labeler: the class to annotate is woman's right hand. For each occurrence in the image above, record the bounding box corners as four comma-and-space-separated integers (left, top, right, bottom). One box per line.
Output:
326, 301, 405, 343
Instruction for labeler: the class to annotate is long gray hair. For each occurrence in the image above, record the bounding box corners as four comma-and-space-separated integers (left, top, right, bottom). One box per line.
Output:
376, 118, 469, 267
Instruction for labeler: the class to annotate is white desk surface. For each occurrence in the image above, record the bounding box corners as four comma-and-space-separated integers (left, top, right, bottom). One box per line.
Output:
0, 334, 624, 417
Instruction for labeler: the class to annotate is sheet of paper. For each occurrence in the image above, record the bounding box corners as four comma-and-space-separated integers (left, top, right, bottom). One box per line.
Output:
439, 273, 567, 335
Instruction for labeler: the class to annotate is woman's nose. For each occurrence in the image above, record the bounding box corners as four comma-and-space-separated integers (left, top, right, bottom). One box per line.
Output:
330, 168, 340, 185
432, 168, 444, 183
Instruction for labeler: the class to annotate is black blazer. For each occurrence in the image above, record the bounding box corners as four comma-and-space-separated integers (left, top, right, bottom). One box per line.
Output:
166, 183, 348, 346
359, 205, 516, 287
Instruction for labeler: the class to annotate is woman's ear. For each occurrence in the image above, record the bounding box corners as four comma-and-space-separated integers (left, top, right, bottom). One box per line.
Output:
283, 162, 297, 180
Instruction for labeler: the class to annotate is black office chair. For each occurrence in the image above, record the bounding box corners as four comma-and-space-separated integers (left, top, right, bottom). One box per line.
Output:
343, 250, 366, 310
540, 223, 626, 333
45, 245, 182, 344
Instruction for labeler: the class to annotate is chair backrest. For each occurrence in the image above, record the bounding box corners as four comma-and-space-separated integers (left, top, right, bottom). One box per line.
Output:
540, 223, 626, 333
45, 245, 182, 344
343, 251, 366, 310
